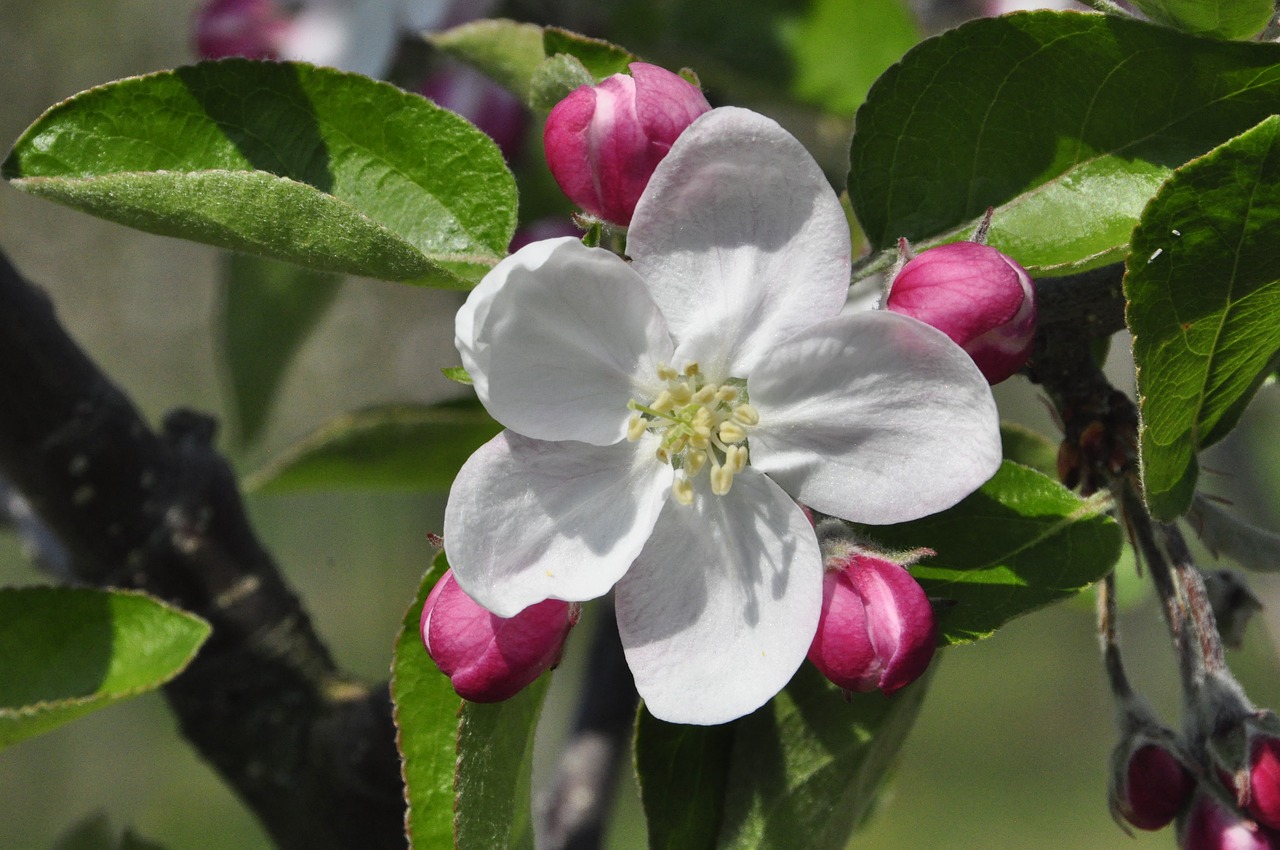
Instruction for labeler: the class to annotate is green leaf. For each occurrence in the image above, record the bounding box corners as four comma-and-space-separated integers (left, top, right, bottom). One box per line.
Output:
244, 401, 501, 493
454, 676, 550, 850
219, 252, 342, 446
3, 60, 516, 286
780, 0, 919, 116
542, 28, 637, 81
430, 19, 548, 103
530, 54, 597, 112
714, 665, 931, 850
849, 13, 1280, 276
0, 587, 210, 750
635, 711, 734, 850
856, 462, 1121, 644
393, 551, 462, 850
1127, 0, 1273, 40
442, 366, 474, 385
1000, 422, 1059, 480
53, 814, 167, 850
1127, 116, 1280, 519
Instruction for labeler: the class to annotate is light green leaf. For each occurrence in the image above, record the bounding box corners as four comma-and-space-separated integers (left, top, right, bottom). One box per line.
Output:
393, 551, 462, 850
1128, 0, 1273, 40
530, 54, 597, 112
849, 13, 1280, 276
635, 711, 734, 850
0, 587, 209, 750
856, 462, 1122, 644
454, 676, 550, 850
542, 28, 637, 81
430, 19, 548, 103
1000, 422, 1060, 480
1127, 116, 1280, 519
442, 366, 474, 385
780, 0, 919, 116
714, 665, 931, 850
3, 60, 516, 286
219, 252, 342, 446
244, 401, 501, 493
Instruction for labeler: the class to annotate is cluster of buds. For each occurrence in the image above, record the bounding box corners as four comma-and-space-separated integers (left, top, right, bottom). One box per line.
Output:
543, 62, 711, 226
885, 238, 1037, 385
421, 567, 578, 702
806, 519, 937, 696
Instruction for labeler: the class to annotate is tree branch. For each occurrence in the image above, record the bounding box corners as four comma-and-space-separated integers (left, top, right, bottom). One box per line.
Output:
0, 249, 404, 850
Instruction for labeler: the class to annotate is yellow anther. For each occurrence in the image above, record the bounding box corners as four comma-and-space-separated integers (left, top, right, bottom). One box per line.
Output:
715, 386, 739, 402
689, 431, 710, 451
683, 362, 700, 377
655, 447, 670, 463
726, 445, 748, 472
627, 415, 647, 442
671, 383, 693, 405
657, 363, 678, 381
692, 385, 716, 405
673, 476, 695, 506
710, 465, 734, 496
692, 407, 714, 428
718, 421, 747, 444
652, 390, 675, 413
685, 451, 707, 476
732, 403, 760, 426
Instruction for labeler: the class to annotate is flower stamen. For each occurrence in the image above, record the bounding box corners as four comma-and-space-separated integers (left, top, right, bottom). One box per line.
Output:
628, 362, 757, 504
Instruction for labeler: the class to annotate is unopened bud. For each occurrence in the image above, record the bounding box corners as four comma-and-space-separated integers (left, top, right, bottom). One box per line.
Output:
1110, 738, 1195, 831
1180, 794, 1280, 850
806, 520, 936, 695
543, 63, 711, 226
420, 568, 579, 702
886, 241, 1037, 384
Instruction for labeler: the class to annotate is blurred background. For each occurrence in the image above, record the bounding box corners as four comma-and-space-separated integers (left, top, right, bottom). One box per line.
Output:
3, 1, 1280, 848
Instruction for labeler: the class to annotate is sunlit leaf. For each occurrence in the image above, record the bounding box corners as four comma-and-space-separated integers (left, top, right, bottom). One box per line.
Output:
1127, 116, 1280, 519
543, 28, 637, 80
850, 13, 1280, 276
392, 551, 461, 850
0, 587, 209, 750
3, 61, 516, 286
1127, 0, 1273, 40
857, 462, 1122, 644
430, 19, 547, 103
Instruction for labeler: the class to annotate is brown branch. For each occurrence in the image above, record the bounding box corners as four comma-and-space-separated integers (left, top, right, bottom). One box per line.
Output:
0, 249, 404, 850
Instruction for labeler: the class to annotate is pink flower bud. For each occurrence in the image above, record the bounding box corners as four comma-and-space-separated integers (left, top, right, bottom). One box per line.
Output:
1111, 741, 1196, 831
1181, 794, 1280, 850
421, 63, 528, 163
194, 0, 290, 60
886, 241, 1037, 384
543, 63, 711, 226
1246, 737, 1280, 829
806, 539, 936, 696
420, 568, 578, 702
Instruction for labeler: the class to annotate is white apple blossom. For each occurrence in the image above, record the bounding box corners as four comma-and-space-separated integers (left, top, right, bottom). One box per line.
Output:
443, 107, 1002, 725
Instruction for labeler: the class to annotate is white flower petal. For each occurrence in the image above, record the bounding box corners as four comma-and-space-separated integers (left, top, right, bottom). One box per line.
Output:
616, 469, 823, 725
444, 430, 672, 617
626, 107, 851, 379
456, 237, 674, 445
750, 310, 1002, 524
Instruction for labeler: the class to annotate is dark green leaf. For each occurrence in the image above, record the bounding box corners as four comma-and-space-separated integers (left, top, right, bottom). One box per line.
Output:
530, 54, 597, 112
1128, 0, 1273, 40
454, 676, 550, 850
53, 814, 167, 850
0, 587, 209, 750
244, 401, 501, 493
715, 665, 931, 850
3, 60, 516, 286
392, 551, 462, 850
857, 462, 1121, 644
635, 710, 734, 850
1127, 116, 1280, 519
849, 13, 1280, 276
430, 19, 547, 103
781, 0, 919, 115
542, 28, 637, 81
219, 252, 342, 446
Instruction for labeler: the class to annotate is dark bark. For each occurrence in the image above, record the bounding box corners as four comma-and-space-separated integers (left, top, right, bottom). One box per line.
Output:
0, 250, 405, 850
